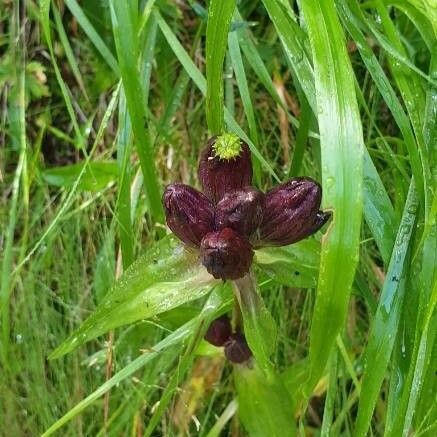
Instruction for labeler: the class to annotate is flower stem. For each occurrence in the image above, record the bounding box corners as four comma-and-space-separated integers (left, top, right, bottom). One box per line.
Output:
231, 271, 277, 373
232, 272, 261, 318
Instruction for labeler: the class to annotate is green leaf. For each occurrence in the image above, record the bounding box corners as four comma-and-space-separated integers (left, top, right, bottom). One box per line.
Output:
228, 28, 259, 145
52, 3, 88, 99
299, 0, 364, 397
340, 0, 426, 215
39, 0, 84, 150
205, 0, 236, 133
385, 51, 437, 437
109, 1, 163, 223
49, 236, 217, 358
235, 362, 297, 437
42, 161, 118, 192
254, 239, 320, 288
233, 274, 277, 372
355, 182, 419, 436
116, 90, 135, 268
64, 0, 119, 75
43, 290, 228, 436
261, 0, 396, 264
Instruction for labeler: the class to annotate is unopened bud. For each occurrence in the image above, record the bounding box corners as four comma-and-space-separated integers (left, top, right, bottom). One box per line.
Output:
224, 333, 252, 363
215, 187, 264, 238
200, 228, 253, 280
163, 183, 214, 247
258, 177, 330, 246
198, 135, 253, 204
204, 315, 232, 347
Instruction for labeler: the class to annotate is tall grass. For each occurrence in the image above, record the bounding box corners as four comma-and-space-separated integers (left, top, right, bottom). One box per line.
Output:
1, 0, 436, 435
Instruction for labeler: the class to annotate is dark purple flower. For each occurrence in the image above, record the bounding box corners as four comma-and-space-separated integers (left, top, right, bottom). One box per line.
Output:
204, 315, 232, 346
162, 135, 331, 281
163, 183, 214, 247
198, 134, 252, 204
224, 333, 252, 363
258, 177, 331, 247
200, 228, 253, 280
215, 187, 264, 238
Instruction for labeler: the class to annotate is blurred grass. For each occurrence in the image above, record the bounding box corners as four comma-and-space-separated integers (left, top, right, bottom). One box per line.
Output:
1, 0, 436, 436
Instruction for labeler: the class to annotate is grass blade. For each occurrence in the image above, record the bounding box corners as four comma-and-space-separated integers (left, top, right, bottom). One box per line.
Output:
52, 3, 88, 100
42, 290, 227, 436
385, 50, 437, 437
0, 3, 27, 365
40, 0, 84, 150
109, 1, 163, 223
116, 90, 134, 268
228, 29, 259, 145
14, 83, 120, 273
355, 182, 419, 436
64, 0, 119, 75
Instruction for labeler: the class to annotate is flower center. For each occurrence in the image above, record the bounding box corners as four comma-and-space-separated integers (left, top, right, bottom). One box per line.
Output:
213, 133, 242, 160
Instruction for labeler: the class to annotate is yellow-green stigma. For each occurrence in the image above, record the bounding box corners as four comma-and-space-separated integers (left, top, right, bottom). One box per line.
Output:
213, 133, 242, 160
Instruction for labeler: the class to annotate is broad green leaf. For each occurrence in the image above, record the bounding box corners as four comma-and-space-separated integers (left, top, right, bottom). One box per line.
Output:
299, 0, 364, 398
205, 0, 236, 133
235, 362, 297, 436
261, 0, 396, 265
42, 161, 118, 192
254, 239, 320, 288
49, 236, 217, 358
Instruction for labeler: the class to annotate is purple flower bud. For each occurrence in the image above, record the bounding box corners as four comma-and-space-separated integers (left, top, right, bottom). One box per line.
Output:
198, 134, 253, 204
224, 333, 252, 363
204, 315, 232, 347
215, 187, 265, 238
163, 183, 214, 247
200, 228, 254, 280
258, 177, 330, 246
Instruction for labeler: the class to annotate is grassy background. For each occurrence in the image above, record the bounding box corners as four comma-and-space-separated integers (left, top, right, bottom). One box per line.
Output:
1, 0, 436, 435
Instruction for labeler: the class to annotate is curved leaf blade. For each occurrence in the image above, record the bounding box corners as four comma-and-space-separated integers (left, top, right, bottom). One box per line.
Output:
299, 0, 364, 396
50, 236, 217, 358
